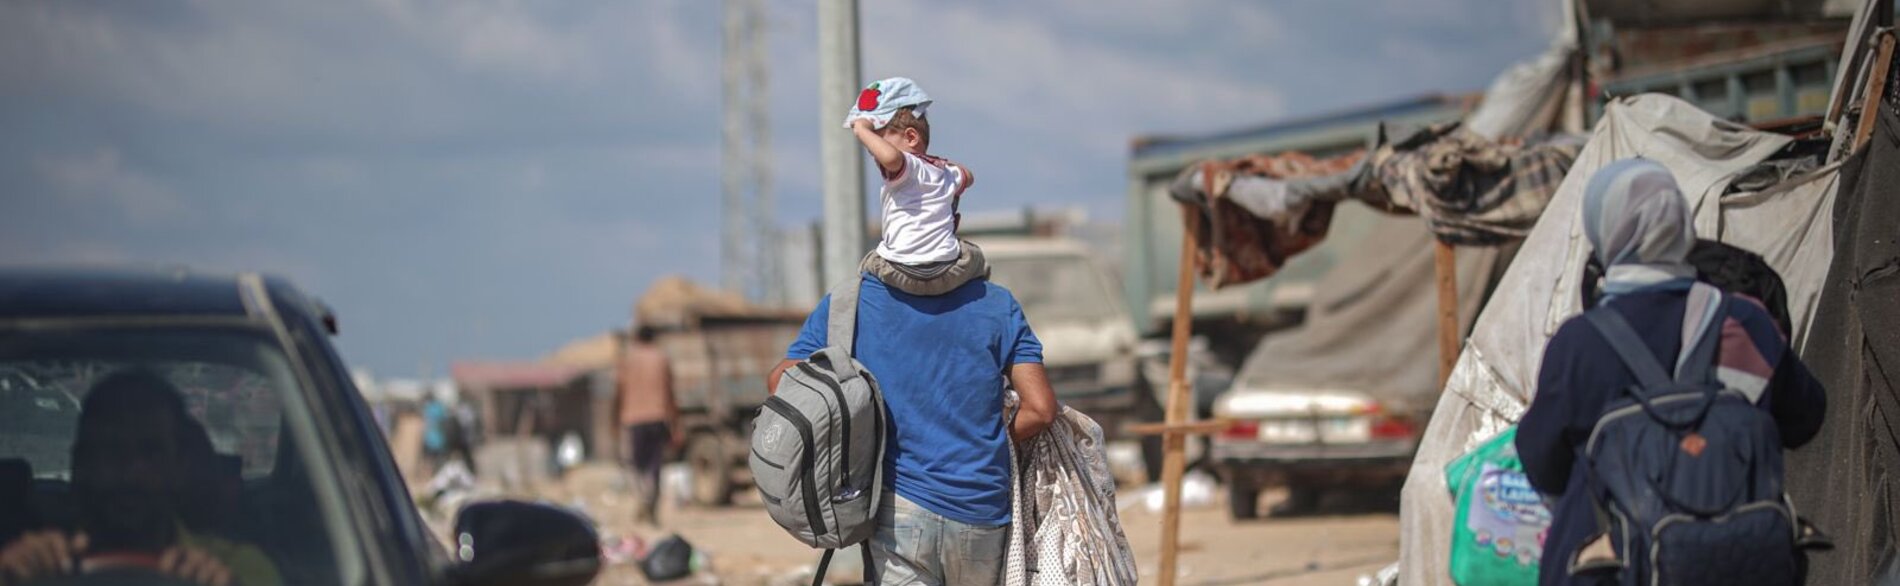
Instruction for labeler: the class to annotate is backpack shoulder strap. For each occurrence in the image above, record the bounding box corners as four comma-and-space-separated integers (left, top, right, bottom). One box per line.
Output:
826, 276, 863, 356
1583, 307, 1673, 391
1674, 283, 1728, 385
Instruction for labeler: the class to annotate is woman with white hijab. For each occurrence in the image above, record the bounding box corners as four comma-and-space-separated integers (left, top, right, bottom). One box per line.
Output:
1515, 158, 1827, 585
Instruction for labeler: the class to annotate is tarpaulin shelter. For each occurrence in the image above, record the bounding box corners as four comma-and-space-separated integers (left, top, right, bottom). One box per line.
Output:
1395, 93, 1848, 585
1138, 9, 1589, 581
1787, 81, 1900, 586
1229, 212, 1510, 421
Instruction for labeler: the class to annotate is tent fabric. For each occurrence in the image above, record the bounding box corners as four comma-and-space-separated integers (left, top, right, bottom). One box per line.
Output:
1463, 46, 1574, 140
1787, 106, 1900, 586
1396, 94, 1829, 585
1167, 151, 1366, 288
1369, 125, 1586, 245
1231, 211, 1509, 409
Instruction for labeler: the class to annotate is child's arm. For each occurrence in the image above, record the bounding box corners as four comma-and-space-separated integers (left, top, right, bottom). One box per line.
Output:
851, 118, 906, 178
951, 162, 974, 195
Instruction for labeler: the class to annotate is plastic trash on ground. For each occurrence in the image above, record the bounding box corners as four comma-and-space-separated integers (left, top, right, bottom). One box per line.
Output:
1124, 470, 1219, 513
1355, 562, 1400, 586
662, 462, 694, 506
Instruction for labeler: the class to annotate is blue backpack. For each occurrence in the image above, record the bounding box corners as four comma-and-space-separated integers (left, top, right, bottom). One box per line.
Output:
1576, 284, 1804, 585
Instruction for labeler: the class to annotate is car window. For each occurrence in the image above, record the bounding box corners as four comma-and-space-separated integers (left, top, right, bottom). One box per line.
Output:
0, 326, 342, 586
0, 362, 282, 481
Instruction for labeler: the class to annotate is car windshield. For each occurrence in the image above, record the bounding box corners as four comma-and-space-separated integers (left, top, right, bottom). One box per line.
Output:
0, 325, 345, 586
986, 253, 1118, 324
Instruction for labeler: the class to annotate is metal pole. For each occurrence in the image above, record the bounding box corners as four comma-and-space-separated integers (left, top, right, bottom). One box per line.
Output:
720, 0, 748, 295
818, 0, 865, 289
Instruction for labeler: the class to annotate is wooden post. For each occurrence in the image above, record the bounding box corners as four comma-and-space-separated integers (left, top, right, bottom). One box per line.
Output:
1157, 203, 1201, 586
1433, 240, 1460, 389
1854, 31, 1896, 153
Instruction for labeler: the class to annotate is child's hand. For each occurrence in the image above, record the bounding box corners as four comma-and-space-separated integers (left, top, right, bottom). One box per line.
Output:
851, 118, 875, 132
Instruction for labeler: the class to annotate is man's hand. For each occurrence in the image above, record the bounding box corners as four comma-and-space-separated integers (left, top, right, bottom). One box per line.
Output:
0, 531, 85, 583
1008, 363, 1058, 442
767, 359, 800, 395
159, 546, 232, 586
849, 120, 905, 177
669, 424, 687, 451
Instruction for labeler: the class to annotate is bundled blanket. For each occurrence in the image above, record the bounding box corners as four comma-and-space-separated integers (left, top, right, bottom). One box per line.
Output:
1003, 400, 1138, 586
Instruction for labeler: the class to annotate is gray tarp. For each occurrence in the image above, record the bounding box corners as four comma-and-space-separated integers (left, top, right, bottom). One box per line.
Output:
1788, 107, 1900, 585
1396, 94, 1840, 585
1232, 211, 1509, 409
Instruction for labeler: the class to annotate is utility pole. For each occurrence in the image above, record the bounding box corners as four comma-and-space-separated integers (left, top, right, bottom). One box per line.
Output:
721, 0, 779, 302
818, 0, 864, 290
745, 0, 778, 304
720, 0, 749, 296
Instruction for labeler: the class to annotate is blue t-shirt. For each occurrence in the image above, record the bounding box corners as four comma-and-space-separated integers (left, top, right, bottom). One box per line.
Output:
784, 274, 1042, 526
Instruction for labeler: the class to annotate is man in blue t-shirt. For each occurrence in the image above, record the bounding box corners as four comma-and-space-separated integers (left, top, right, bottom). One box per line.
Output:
770, 274, 1057, 586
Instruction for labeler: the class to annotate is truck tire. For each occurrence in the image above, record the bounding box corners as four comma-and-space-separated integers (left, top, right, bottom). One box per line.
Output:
1229, 479, 1260, 520
1135, 382, 1166, 482
686, 433, 734, 507
1272, 483, 1322, 517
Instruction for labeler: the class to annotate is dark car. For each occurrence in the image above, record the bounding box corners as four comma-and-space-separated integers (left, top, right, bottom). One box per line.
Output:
0, 269, 599, 586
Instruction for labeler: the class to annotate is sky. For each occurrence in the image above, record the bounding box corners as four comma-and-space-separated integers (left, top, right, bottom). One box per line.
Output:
1, 0, 1558, 378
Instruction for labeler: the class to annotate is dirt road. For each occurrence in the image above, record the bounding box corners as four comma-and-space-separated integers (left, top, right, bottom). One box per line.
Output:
510, 463, 1398, 586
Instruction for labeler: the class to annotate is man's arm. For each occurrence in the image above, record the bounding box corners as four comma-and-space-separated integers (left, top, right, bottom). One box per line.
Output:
851, 118, 905, 177
766, 359, 800, 395
1008, 363, 1057, 442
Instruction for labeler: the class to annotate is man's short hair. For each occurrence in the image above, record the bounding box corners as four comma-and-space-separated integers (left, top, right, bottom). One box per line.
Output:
884, 106, 930, 149
634, 325, 658, 343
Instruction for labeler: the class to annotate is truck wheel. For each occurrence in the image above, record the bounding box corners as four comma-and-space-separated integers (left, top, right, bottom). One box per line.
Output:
1228, 480, 1260, 520
686, 433, 734, 507
1272, 483, 1322, 517
1135, 385, 1166, 482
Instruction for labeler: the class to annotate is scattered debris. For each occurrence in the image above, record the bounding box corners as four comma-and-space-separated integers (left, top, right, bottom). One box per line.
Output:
1124, 470, 1219, 513
1355, 562, 1400, 586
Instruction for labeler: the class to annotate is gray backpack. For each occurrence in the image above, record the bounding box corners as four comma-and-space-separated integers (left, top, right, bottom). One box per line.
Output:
750, 279, 887, 578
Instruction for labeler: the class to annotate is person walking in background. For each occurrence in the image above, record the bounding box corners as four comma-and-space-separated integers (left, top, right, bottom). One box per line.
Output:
1516, 159, 1826, 585
615, 325, 682, 527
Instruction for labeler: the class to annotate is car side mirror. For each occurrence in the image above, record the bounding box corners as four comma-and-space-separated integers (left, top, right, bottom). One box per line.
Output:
448, 500, 601, 586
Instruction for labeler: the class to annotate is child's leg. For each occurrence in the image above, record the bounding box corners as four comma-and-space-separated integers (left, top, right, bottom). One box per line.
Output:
860, 240, 991, 296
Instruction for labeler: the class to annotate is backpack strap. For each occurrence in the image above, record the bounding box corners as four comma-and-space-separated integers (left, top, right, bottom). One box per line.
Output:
808, 545, 878, 586
1583, 308, 1673, 391
826, 275, 863, 356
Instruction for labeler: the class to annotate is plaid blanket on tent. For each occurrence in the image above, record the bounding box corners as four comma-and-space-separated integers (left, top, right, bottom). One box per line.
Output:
1370, 123, 1584, 245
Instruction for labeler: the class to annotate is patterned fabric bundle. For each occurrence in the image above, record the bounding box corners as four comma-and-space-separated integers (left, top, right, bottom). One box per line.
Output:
1003, 401, 1138, 586
1167, 151, 1367, 288
1370, 124, 1584, 245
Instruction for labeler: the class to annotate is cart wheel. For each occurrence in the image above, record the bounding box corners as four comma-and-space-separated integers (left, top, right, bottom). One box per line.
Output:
687, 433, 734, 507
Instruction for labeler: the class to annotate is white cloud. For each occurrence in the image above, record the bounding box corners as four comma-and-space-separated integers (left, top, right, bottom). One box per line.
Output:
862, 1, 1289, 154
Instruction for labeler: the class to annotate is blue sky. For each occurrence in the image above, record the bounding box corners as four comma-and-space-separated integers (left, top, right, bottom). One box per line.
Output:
1, 0, 1557, 377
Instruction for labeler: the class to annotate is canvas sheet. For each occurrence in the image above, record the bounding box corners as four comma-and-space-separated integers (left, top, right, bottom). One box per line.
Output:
1396, 94, 1844, 585
1230, 211, 1508, 409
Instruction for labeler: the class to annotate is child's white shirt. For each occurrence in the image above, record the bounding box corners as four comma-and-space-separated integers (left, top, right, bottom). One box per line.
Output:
876, 152, 968, 265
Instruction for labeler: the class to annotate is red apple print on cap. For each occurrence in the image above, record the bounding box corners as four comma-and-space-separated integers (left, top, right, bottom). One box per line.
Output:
857, 82, 881, 111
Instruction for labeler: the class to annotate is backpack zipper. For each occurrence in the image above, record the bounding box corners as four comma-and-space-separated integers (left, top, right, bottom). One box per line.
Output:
795, 362, 854, 489
763, 396, 829, 537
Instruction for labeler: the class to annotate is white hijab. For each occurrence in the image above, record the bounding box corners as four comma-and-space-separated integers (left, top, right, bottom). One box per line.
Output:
1581, 158, 1696, 299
